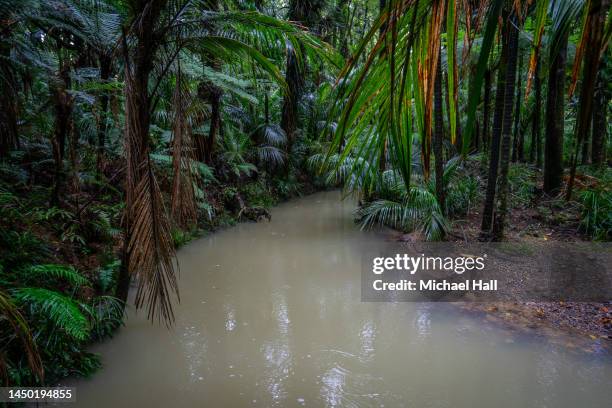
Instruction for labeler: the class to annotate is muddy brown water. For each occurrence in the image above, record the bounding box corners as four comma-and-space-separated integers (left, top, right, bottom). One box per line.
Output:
68, 191, 612, 407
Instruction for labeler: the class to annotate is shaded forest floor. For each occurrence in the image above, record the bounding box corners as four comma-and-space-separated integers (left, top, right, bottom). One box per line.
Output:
391, 157, 612, 353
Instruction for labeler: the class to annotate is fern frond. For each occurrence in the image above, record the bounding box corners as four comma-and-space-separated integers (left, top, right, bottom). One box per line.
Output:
25, 264, 90, 288
12, 288, 90, 341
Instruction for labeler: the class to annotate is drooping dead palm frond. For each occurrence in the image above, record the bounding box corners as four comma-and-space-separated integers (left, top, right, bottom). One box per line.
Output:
122, 11, 179, 324
129, 158, 179, 324
524, 0, 547, 99
568, 0, 592, 98
0, 290, 44, 385
171, 60, 198, 228
326, 0, 503, 195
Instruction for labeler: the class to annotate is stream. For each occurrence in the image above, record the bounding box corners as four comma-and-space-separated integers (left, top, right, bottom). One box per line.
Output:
70, 191, 612, 407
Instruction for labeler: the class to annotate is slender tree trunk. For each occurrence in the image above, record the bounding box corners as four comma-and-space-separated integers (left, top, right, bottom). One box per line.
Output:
482, 69, 491, 151
194, 81, 208, 163
474, 118, 480, 151
50, 64, 73, 206
566, 0, 608, 200
481, 11, 509, 236
512, 52, 523, 162
543, 32, 568, 195
517, 118, 525, 161
192, 0, 223, 165
96, 53, 112, 176
280, 49, 302, 161
0, 37, 19, 158
511, 90, 521, 162
581, 127, 591, 164
205, 84, 222, 165
339, 0, 352, 59
591, 58, 608, 166
281, 0, 306, 161
529, 56, 541, 167
281, 0, 322, 170
434, 51, 445, 214
492, 13, 520, 240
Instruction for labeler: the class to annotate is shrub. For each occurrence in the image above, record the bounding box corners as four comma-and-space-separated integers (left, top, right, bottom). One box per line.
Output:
579, 188, 611, 241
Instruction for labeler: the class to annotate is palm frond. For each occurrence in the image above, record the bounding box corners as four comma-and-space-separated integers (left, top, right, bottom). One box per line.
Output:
170, 61, 198, 228
129, 161, 179, 325
0, 290, 44, 383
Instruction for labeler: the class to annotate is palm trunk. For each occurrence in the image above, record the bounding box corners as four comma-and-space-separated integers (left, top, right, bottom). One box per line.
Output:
434, 51, 445, 214
480, 11, 509, 235
591, 58, 608, 166
205, 85, 222, 165
96, 53, 112, 176
281, 0, 322, 168
529, 56, 542, 167
281, 0, 306, 160
482, 69, 491, 151
511, 52, 523, 162
203, 0, 222, 165
566, 0, 608, 200
517, 117, 525, 162
492, 13, 520, 240
50, 64, 73, 206
580, 128, 591, 165
474, 118, 480, 151
116, 0, 167, 307
511, 88, 521, 162
280, 49, 302, 160
543, 32, 568, 195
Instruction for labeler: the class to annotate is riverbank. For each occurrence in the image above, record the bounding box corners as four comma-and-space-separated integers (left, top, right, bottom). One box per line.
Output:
459, 301, 611, 352
382, 158, 611, 353
0, 146, 323, 385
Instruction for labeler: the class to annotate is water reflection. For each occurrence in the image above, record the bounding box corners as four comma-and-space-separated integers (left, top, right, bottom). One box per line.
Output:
415, 304, 432, 339
178, 323, 208, 383
272, 292, 291, 336
320, 365, 348, 407
68, 191, 612, 408
359, 321, 376, 362
224, 304, 236, 332
262, 340, 291, 404
260, 292, 293, 405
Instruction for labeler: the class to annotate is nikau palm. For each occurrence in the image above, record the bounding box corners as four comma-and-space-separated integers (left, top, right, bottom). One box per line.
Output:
0, 0, 611, 388
115, 0, 336, 323
320, 0, 609, 242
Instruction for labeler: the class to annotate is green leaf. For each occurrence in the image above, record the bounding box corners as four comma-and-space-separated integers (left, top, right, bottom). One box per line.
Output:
462, 0, 505, 154
25, 264, 90, 288
12, 288, 90, 341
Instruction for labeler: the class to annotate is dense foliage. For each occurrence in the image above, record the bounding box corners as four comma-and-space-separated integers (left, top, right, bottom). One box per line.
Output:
0, 0, 610, 387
